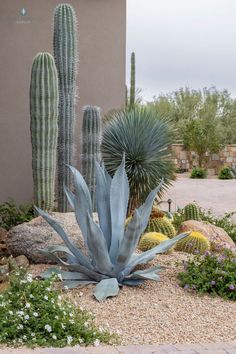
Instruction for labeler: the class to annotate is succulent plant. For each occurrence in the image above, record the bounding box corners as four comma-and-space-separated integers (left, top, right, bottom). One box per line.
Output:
146, 216, 176, 238
175, 231, 210, 254
36, 156, 188, 301
82, 106, 101, 211
53, 3, 78, 212
130, 52, 135, 108
101, 107, 175, 213
183, 203, 201, 221
139, 232, 172, 253
30, 52, 58, 210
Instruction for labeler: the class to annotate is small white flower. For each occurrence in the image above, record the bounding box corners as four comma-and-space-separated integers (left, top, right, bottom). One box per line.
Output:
52, 334, 57, 340
25, 303, 30, 308
17, 324, 23, 330
44, 324, 52, 333
67, 335, 73, 345
33, 312, 39, 317
8, 310, 13, 315
94, 339, 100, 347
51, 299, 55, 304
84, 321, 88, 328
61, 323, 66, 329
58, 295, 62, 300
69, 312, 73, 318
46, 287, 51, 291
79, 338, 84, 344
31, 333, 35, 337
69, 319, 75, 324
26, 274, 33, 283
17, 310, 24, 316
23, 335, 27, 340
55, 315, 59, 320
24, 315, 29, 320
44, 295, 48, 300
29, 294, 34, 299
63, 311, 67, 316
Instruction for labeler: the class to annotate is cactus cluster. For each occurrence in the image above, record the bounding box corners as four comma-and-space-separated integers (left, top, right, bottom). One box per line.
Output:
82, 106, 101, 211
183, 203, 201, 221
53, 3, 78, 212
139, 232, 171, 252
175, 231, 210, 254
30, 53, 58, 210
146, 216, 176, 238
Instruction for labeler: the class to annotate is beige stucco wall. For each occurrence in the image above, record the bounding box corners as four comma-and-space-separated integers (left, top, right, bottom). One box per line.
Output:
0, 0, 126, 204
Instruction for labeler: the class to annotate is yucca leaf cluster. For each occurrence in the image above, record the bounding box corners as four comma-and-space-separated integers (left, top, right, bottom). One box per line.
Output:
101, 107, 175, 212
36, 157, 188, 301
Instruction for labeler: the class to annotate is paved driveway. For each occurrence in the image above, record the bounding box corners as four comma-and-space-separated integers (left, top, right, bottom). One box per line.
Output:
162, 175, 236, 220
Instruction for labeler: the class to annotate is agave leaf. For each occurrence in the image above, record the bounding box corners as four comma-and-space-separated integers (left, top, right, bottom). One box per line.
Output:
126, 265, 164, 281
115, 209, 142, 268
95, 162, 112, 249
40, 268, 91, 281
35, 207, 92, 269
123, 232, 189, 276
67, 166, 93, 245
62, 280, 97, 289
122, 279, 145, 286
137, 179, 164, 233
46, 245, 77, 263
93, 278, 120, 302
86, 213, 113, 274
64, 185, 75, 210
109, 155, 129, 262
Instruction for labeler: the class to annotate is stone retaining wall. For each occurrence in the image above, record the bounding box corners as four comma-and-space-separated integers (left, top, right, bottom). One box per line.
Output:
172, 144, 236, 174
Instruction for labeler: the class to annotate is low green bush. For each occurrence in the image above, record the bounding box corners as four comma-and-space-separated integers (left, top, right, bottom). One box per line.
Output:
0, 199, 35, 230
0, 270, 116, 348
190, 167, 207, 179
178, 250, 236, 300
218, 166, 233, 180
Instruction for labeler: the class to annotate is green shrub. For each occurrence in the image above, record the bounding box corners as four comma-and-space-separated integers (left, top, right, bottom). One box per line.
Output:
178, 250, 236, 300
218, 166, 233, 180
0, 199, 34, 230
0, 270, 116, 347
190, 167, 207, 179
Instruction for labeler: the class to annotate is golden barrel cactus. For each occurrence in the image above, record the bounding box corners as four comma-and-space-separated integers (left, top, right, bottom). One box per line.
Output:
175, 231, 210, 254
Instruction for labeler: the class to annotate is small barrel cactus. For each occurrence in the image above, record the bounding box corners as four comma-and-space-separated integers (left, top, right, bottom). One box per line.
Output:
82, 106, 101, 211
183, 203, 201, 221
175, 231, 210, 254
146, 216, 176, 238
30, 52, 58, 210
139, 232, 172, 252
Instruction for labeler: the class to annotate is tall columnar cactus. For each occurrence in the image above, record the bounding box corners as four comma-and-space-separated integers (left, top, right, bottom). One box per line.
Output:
81, 106, 101, 211
129, 52, 135, 108
30, 52, 58, 210
53, 3, 78, 212
183, 203, 201, 221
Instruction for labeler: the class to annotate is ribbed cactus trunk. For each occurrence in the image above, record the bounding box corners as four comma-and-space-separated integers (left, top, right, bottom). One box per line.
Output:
30, 53, 58, 210
82, 106, 101, 211
53, 4, 78, 212
130, 52, 135, 108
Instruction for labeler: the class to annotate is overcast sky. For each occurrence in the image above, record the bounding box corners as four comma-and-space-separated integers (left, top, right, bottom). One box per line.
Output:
126, 0, 236, 101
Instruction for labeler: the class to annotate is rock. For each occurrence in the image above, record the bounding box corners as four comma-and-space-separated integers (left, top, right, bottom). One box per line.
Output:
7, 212, 95, 264
179, 220, 236, 253
8, 255, 29, 270
0, 227, 9, 257
0, 264, 9, 282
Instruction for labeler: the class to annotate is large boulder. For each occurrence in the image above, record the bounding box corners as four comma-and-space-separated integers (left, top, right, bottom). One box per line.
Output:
7, 212, 94, 264
179, 220, 236, 253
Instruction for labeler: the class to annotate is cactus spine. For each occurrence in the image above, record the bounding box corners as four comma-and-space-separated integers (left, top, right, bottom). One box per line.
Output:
53, 3, 78, 212
139, 232, 171, 252
82, 106, 101, 211
30, 53, 58, 210
183, 203, 201, 221
129, 52, 135, 108
175, 231, 210, 254
146, 216, 176, 238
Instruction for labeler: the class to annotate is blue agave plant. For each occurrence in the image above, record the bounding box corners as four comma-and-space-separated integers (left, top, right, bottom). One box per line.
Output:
36, 157, 188, 301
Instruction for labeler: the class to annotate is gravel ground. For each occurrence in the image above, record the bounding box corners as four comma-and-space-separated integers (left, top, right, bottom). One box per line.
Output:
29, 252, 236, 345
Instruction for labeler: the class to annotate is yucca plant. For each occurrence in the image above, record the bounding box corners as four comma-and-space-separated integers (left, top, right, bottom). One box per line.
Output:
101, 107, 175, 212
36, 156, 188, 301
